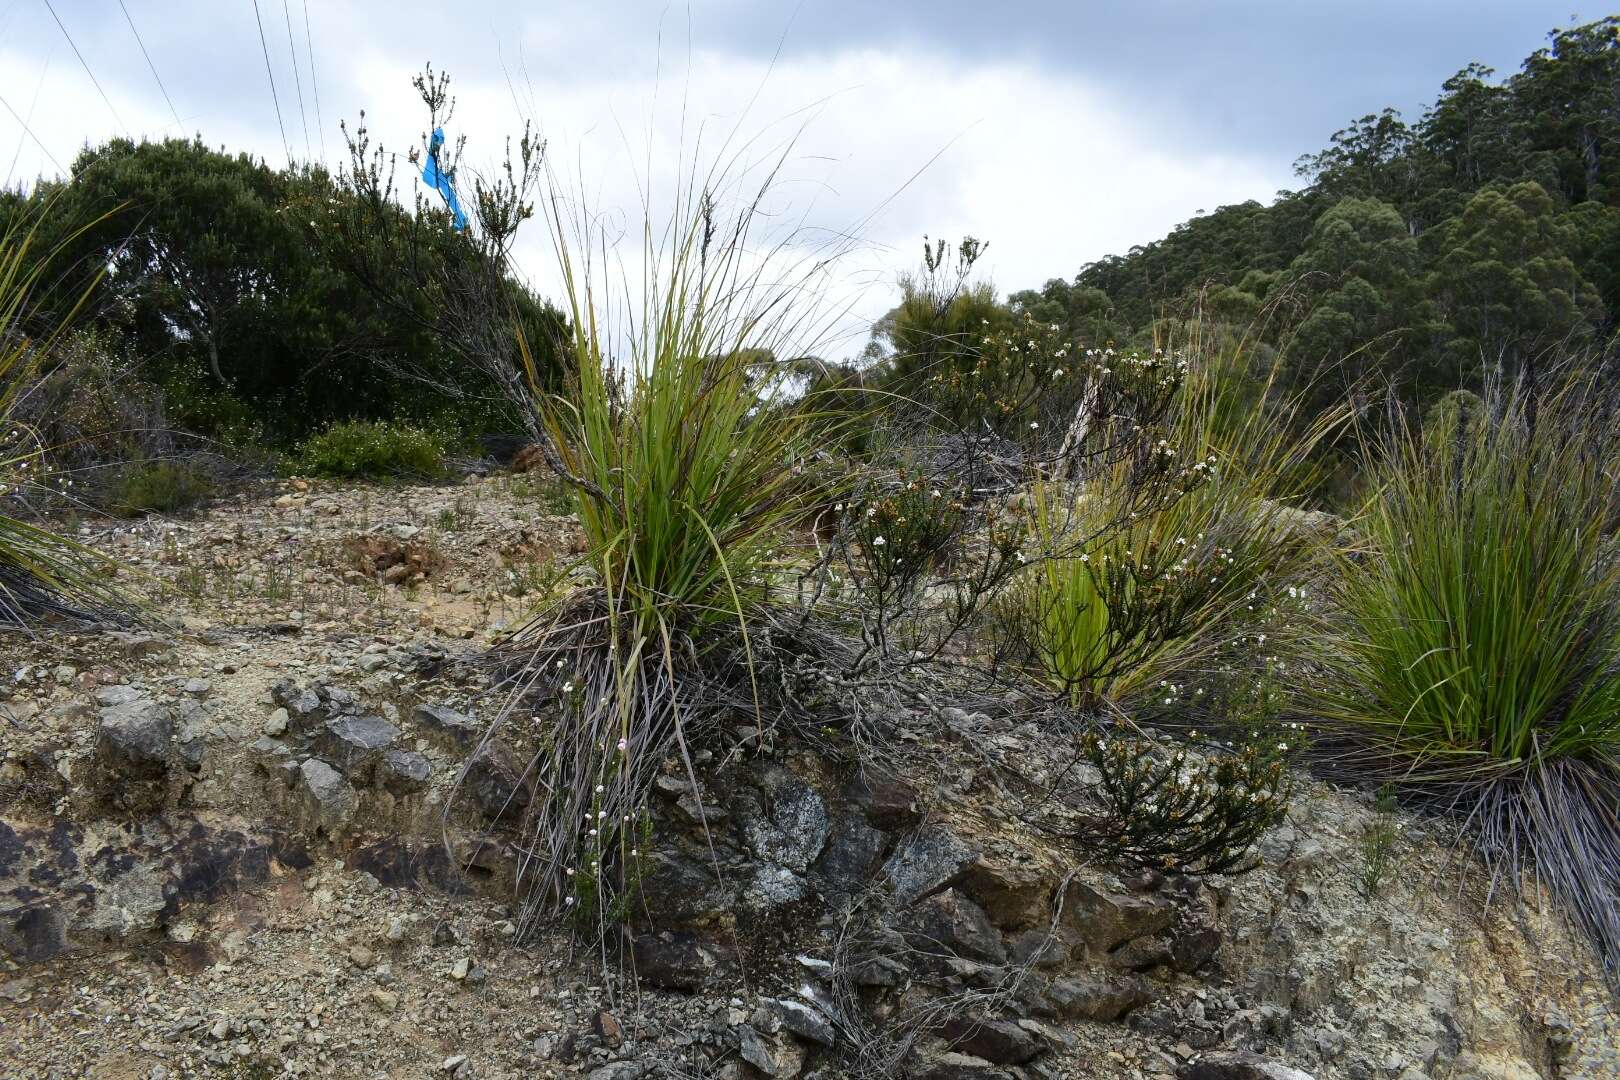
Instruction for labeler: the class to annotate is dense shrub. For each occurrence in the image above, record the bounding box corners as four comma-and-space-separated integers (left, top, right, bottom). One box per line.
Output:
294, 421, 445, 479
1066, 726, 1289, 875
111, 460, 214, 516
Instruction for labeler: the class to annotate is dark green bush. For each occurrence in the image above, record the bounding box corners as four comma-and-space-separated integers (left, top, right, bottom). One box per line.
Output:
1065, 726, 1290, 875
111, 460, 215, 516
294, 421, 445, 479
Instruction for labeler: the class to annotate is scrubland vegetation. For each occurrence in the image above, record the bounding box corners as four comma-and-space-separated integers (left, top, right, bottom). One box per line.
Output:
2, 17, 1620, 1073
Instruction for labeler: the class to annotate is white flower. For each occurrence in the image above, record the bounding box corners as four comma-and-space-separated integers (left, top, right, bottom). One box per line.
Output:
872, 536, 886, 547
1029, 421, 1040, 430
616, 738, 628, 752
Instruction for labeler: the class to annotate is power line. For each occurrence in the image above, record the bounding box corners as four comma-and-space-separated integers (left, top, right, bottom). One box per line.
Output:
5, 54, 52, 187
301, 0, 325, 162
42, 0, 128, 136
0, 87, 65, 178
117, 0, 183, 132
279, 0, 309, 161
250, 0, 292, 167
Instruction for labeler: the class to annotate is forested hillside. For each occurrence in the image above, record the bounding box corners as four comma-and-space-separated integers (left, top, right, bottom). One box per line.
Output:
1008, 16, 1620, 410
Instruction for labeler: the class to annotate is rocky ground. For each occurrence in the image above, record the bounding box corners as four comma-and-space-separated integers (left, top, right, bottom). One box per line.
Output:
1, 476, 1617, 1080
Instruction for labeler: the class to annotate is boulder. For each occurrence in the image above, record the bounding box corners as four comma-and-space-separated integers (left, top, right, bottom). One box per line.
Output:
1034, 973, 1155, 1021
460, 740, 530, 824
379, 749, 431, 794
298, 758, 357, 831
939, 1016, 1045, 1065
1180, 1052, 1317, 1080
897, 888, 1007, 965
414, 702, 481, 749
815, 815, 888, 892
883, 825, 977, 906
631, 931, 728, 991
1061, 878, 1176, 954
96, 698, 172, 782
912, 1052, 1010, 1079
312, 714, 400, 779
737, 765, 829, 872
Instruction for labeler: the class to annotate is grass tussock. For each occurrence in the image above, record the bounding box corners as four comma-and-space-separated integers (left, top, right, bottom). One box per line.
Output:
0, 205, 126, 626
494, 145, 855, 935
1314, 376, 1620, 982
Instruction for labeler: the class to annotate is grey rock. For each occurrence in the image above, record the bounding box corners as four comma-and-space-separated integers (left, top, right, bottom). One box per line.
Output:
940, 1016, 1044, 1065
298, 758, 357, 831
1061, 878, 1177, 954
414, 702, 480, 748
313, 714, 400, 778
461, 740, 530, 823
631, 931, 727, 990
380, 748, 431, 794
883, 825, 977, 906
1037, 973, 1154, 1021
1179, 1052, 1317, 1080
742, 865, 812, 910
898, 888, 1007, 965
766, 998, 836, 1047
94, 685, 143, 707
814, 815, 887, 892
738, 765, 830, 871
97, 698, 173, 780
586, 1064, 648, 1080
913, 1052, 1011, 1080
737, 1025, 805, 1078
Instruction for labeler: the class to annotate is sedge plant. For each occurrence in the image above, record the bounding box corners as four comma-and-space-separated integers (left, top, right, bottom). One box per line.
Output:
494, 146, 856, 939
0, 205, 125, 627
1313, 376, 1620, 984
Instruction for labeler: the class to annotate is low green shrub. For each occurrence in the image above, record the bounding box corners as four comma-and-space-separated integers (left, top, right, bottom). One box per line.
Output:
295, 421, 445, 479
111, 460, 214, 516
1065, 725, 1289, 875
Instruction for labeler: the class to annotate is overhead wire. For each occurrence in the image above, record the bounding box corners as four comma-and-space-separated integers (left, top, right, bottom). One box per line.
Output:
4, 53, 53, 187
0, 87, 65, 178
279, 0, 310, 161
250, 0, 293, 167
117, 0, 183, 132
41, 0, 129, 136
301, 0, 325, 161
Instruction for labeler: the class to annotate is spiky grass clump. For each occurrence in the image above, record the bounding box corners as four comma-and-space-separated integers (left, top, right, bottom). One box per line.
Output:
1314, 379, 1620, 983
0, 209, 124, 626
496, 159, 851, 937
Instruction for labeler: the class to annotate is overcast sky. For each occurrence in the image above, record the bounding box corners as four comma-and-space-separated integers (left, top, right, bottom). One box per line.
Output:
0, 1, 1595, 358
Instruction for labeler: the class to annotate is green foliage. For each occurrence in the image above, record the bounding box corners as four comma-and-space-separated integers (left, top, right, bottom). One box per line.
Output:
1423, 182, 1605, 374
111, 460, 214, 517
1360, 784, 1401, 897
1007, 321, 1348, 711
1317, 382, 1620, 772
1068, 725, 1289, 876
4, 134, 562, 445
295, 421, 446, 479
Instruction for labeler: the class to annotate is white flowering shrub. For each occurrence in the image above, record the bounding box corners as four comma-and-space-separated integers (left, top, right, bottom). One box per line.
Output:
1069, 725, 1289, 876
